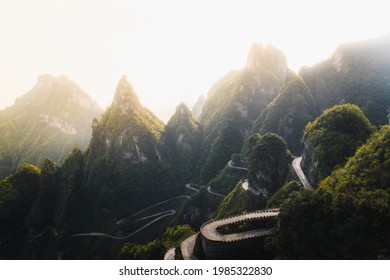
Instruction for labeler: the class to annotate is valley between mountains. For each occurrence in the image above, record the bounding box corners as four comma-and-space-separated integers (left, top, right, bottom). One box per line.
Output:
0, 34, 389, 260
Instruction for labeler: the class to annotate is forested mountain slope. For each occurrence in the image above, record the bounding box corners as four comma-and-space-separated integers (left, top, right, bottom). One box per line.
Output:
0, 74, 102, 178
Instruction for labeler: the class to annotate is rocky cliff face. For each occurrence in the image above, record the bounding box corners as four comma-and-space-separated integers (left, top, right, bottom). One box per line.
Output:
247, 133, 291, 198
84, 75, 180, 226
88, 75, 164, 163
301, 139, 319, 187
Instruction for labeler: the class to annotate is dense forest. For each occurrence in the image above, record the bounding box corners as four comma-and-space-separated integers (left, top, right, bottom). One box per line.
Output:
0, 34, 389, 259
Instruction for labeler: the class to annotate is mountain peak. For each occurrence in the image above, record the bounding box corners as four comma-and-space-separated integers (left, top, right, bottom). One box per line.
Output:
167, 102, 198, 129
36, 74, 73, 87
36, 73, 56, 86
175, 102, 191, 115
117, 74, 133, 90
246, 43, 287, 78
112, 75, 141, 113
246, 42, 266, 71
17, 74, 101, 113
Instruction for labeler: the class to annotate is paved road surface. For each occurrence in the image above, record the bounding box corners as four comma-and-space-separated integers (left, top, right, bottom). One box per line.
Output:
228, 160, 248, 171
72, 210, 176, 240
173, 156, 313, 259
127, 195, 190, 219
164, 248, 176, 260
181, 234, 198, 260
32, 195, 190, 243
207, 186, 226, 198
200, 209, 279, 242
292, 157, 313, 189
185, 183, 204, 192
185, 183, 226, 198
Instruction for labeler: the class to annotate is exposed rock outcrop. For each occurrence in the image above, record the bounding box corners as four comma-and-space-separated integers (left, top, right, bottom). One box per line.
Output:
300, 139, 318, 187
88, 75, 164, 163
247, 133, 292, 198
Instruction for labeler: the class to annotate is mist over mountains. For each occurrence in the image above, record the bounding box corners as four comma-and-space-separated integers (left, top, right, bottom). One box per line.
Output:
0, 75, 102, 179
0, 34, 389, 260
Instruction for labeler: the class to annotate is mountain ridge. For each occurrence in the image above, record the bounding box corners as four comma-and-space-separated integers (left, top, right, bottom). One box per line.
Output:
0, 34, 389, 260
0, 74, 102, 179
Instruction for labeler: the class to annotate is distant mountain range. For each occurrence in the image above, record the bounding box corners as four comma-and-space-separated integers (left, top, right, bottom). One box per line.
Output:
0, 34, 389, 259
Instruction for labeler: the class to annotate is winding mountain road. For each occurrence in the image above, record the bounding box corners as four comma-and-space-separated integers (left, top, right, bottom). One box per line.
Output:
124, 195, 190, 221
135, 210, 175, 222
32, 195, 190, 243
33, 156, 312, 255
72, 194, 195, 240
178, 209, 279, 260
180, 234, 198, 260
185, 183, 204, 192
199, 209, 279, 243
184, 159, 248, 198
175, 156, 313, 259
72, 210, 176, 240
185, 182, 226, 198
292, 157, 313, 189
206, 186, 226, 198
228, 160, 248, 171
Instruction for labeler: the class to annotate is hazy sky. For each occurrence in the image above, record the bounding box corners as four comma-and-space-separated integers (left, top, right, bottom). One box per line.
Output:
1, 0, 389, 122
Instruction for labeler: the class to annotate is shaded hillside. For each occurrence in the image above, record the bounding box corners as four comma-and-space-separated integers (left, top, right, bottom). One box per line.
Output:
252, 71, 317, 154
84, 75, 180, 228
162, 103, 201, 183
198, 43, 288, 182
1, 34, 390, 260
214, 133, 292, 219
269, 125, 390, 259
0, 76, 182, 259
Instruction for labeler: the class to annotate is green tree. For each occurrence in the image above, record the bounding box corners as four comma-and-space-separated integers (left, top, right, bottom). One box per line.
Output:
302, 104, 373, 185
269, 125, 390, 259
162, 225, 195, 249
0, 164, 41, 258
119, 240, 165, 260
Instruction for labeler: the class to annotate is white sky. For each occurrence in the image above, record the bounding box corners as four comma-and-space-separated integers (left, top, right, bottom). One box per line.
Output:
1, 0, 389, 122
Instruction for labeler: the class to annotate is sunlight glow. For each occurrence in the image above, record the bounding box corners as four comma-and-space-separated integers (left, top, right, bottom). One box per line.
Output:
1, 0, 389, 121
